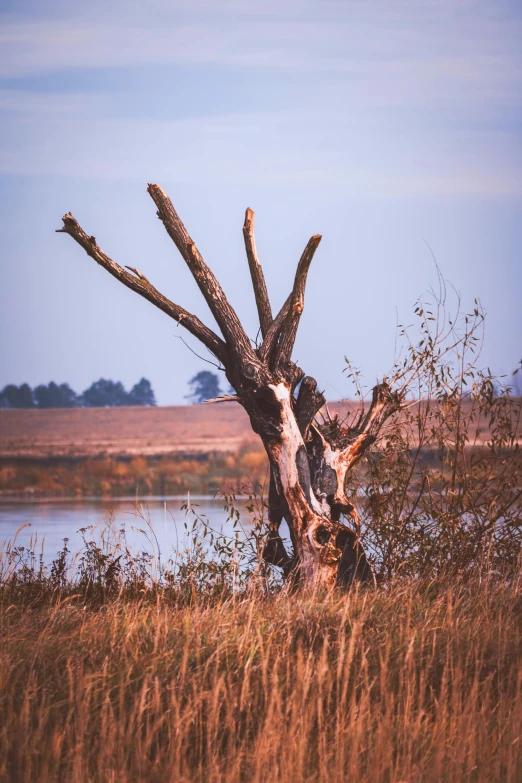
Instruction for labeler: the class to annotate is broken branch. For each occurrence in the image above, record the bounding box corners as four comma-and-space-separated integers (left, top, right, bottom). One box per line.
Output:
147, 184, 256, 365
243, 208, 273, 338
203, 394, 239, 404
273, 235, 322, 370
340, 383, 401, 470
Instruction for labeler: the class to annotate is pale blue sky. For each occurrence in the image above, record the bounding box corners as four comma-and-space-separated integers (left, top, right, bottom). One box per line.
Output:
1, 0, 521, 404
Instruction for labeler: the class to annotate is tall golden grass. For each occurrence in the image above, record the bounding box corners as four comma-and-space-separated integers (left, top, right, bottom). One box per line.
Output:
1, 295, 521, 781
1, 577, 521, 782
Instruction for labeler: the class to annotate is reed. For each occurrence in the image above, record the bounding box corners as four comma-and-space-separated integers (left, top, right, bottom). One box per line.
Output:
1, 574, 521, 782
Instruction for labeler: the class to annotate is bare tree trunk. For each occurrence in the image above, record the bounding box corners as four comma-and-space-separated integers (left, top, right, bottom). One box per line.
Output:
57, 185, 400, 590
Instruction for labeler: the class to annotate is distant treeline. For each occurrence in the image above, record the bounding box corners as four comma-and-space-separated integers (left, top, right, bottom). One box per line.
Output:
0, 378, 156, 409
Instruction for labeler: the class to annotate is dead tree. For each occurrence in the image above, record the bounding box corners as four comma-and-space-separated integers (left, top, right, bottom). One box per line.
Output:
57, 185, 400, 589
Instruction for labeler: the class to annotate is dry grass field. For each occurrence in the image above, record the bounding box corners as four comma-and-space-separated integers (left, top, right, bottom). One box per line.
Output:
1, 391, 521, 781
1, 578, 521, 782
0, 404, 261, 458
0, 400, 499, 460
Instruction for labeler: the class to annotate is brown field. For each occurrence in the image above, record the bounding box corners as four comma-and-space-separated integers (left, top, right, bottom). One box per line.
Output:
0, 401, 514, 497
0, 399, 504, 461
0, 405, 267, 495
0, 402, 364, 459
0, 403, 363, 496
0, 404, 262, 458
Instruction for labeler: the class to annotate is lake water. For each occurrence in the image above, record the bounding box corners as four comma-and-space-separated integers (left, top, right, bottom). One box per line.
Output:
0, 496, 264, 564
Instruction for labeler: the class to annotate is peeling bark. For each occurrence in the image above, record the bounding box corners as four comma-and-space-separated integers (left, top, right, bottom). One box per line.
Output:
57, 185, 401, 590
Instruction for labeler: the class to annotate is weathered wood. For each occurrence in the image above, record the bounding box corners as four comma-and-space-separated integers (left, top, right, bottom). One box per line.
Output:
58, 185, 401, 590
243, 208, 273, 339
273, 234, 321, 372
295, 376, 326, 438
148, 184, 257, 366
202, 394, 239, 404
262, 382, 340, 588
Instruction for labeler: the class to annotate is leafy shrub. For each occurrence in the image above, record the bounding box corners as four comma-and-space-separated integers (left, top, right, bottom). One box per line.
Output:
344, 278, 522, 578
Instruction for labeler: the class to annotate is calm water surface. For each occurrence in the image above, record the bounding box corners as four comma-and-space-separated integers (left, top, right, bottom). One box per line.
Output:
0, 496, 257, 563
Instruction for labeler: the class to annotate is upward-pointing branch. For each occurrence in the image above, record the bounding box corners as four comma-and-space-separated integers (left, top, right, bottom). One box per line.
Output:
273, 234, 322, 370
56, 213, 228, 364
339, 383, 401, 472
243, 208, 272, 338
147, 184, 256, 365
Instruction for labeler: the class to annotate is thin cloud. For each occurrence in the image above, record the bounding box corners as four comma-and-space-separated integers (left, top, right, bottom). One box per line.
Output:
0, 0, 520, 194
0, 0, 520, 93
1, 95, 520, 196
